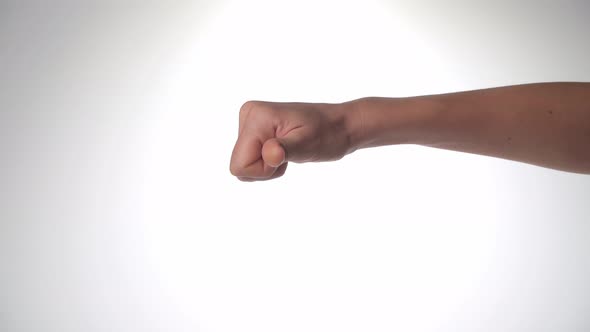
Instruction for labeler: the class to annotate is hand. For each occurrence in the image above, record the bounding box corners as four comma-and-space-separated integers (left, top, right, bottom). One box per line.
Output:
229, 100, 356, 181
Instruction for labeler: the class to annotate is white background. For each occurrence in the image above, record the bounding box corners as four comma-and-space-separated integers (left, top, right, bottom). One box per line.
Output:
1, 1, 590, 331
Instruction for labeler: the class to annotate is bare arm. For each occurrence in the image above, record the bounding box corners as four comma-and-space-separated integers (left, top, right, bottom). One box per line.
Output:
350, 82, 590, 173
230, 82, 590, 181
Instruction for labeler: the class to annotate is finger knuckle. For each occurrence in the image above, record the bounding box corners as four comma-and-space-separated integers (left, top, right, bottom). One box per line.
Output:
229, 163, 244, 177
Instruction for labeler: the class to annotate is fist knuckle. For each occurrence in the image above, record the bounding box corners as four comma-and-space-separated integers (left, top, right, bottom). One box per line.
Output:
240, 100, 260, 115
240, 100, 275, 119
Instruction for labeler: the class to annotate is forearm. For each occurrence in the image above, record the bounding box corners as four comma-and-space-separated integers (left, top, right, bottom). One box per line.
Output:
344, 82, 590, 173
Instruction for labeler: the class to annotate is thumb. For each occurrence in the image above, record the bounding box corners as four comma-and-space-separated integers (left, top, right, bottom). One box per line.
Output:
262, 134, 305, 167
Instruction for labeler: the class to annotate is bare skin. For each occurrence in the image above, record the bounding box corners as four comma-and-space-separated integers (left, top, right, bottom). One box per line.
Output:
230, 82, 590, 181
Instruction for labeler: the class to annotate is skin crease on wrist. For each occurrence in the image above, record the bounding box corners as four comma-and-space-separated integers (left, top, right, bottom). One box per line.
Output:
230, 82, 590, 181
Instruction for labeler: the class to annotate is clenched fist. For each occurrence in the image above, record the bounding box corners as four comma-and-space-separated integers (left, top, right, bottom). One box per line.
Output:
229, 101, 359, 181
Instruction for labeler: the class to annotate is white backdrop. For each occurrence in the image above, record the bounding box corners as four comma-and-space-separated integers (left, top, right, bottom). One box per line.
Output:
1, 1, 590, 331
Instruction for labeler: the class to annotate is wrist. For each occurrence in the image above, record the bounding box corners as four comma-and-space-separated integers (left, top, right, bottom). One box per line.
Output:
342, 96, 445, 150
331, 99, 366, 155
339, 98, 369, 152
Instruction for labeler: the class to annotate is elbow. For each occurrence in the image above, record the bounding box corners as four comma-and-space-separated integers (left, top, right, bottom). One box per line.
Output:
577, 138, 590, 174
577, 161, 590, 175
573, 165, 590, 175
565, 144, 590, 174
546, 138, 590, 174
